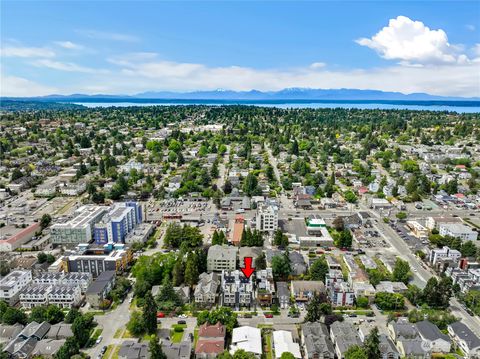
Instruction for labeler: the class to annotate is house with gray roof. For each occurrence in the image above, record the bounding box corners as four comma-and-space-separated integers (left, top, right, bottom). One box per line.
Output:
4, 336, 38, 358
32, 338, 65, 357
118, 340, 149, 359
0, 324, 24, 344
162, 340, 192, 359
396, 338, 430, 359
152, 285, 190, 304
378, 335, 400, 359
416, 320, 451, 353
330, 321, 362, 359
45, 323, 73, 339
301, 322, 335, 359
387, 318, 420, 343
448, 321, 480, 358
276, 282, 289, 309
194, 272, 220, 306
18, 321, 51, 341
288, 251, 307, 276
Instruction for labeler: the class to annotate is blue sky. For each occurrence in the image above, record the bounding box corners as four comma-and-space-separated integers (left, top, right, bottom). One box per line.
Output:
1, 1, 479, 97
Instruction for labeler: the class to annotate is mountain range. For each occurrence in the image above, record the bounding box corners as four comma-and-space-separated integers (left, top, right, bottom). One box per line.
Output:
4, 88, 479, 101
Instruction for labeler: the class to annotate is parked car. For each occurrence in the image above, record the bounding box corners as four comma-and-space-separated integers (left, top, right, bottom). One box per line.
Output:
95, 336, 103, 345
178, 320, 186, 325
264, 314, 273, 318
157, 312, 165, 318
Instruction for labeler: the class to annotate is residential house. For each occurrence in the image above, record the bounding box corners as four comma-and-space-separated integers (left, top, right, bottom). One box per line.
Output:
118, 340, 149, 359
330, 321, 362, 359
289, 251, 307, 276
276, 282, 289, 309
31, 339, 65, 358
230, 326, 262, 357
291, 281, 325, 302
416, 320, 451, 353
194, 272, 220, 307
301, 322, 335, 359
256, 269, 275, 305
448, 321, 480, 358
195, 322, 226, 359
85, 270, 116, 308
162, 340, 192, 359
0, 324, 24, 344
272, 330, 301, 359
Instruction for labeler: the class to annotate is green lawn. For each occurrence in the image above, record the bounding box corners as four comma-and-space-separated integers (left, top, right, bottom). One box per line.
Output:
193, 328, 199, 347
265, 332, 273, 359
171, 330, 184, 343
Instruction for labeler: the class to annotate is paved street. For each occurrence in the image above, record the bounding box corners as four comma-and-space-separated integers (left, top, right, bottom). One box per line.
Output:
84, 292, 133, 358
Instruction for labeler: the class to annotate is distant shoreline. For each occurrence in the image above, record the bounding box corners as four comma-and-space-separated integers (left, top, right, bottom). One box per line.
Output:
68, 99, 480, 113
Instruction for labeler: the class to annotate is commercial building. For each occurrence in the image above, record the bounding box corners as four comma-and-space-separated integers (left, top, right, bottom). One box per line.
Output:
0, 270, 33, 305
51, 205, 107, 245
255, 201, 278, 233
0, 223, 42, 252
439, 223, 478, 241
207, 245, 238, 272
231, 215, 245, 246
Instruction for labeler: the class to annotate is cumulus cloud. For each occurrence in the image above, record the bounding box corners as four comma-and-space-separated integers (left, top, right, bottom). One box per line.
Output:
356, 16, 468, 65
83, 55, 479, 97
0, 46, 55, 58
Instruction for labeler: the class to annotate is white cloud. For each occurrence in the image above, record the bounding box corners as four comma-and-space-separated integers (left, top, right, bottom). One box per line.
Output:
309, 62, 326, 69
77, 30, 139, 42
90, 56, 479, 97
54, 41, 84, 50
0, 46, 55, 58
466, 24, 476, 31
0, 74, 57, 97
356, 16, 467, 65
30, 59, 109, 74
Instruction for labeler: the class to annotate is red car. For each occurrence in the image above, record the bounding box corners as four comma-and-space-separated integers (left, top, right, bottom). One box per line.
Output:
156, 312, 165, 318
264, 314, 273, 318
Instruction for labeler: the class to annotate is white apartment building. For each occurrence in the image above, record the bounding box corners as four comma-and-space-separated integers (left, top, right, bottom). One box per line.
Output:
0, 271, 33, 305
33, 272, 93, 293
48, 286, 82, 308
50, 205, 107, 244
429, 246, 462, 265
19, 284, 82, 309
439, 223, 478, 241
255, 202, 278, 232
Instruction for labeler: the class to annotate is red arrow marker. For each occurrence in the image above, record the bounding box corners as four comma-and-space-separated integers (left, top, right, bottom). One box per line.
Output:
240, 257, 255, 279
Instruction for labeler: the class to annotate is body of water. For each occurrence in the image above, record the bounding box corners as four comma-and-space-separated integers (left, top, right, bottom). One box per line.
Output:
72, 100, 480, 113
